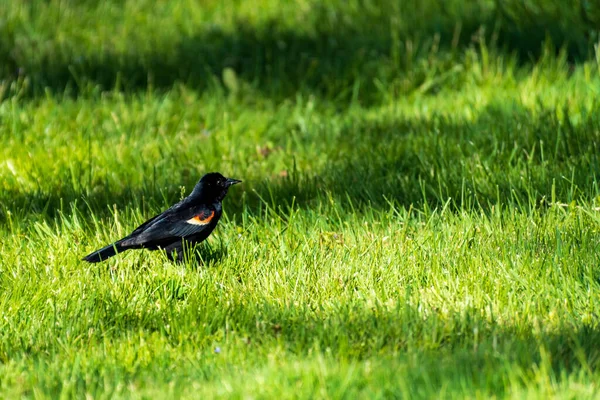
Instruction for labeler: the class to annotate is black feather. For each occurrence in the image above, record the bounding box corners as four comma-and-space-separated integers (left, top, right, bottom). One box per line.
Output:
81, 172, 241, 263
82, 241, 126, 263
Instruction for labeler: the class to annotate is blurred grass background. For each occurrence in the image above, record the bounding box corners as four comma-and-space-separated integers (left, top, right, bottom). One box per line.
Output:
1, 0, 600, 398
1, 0, 599, 101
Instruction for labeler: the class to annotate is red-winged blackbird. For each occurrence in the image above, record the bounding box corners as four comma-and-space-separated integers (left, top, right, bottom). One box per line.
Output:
83, 172, 241, 263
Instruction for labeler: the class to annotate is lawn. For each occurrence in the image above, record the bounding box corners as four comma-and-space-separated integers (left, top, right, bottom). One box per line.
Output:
1, 0, 600, 398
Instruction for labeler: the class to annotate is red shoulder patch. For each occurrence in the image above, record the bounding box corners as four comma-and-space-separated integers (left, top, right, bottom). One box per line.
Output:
186, 210, 215, 226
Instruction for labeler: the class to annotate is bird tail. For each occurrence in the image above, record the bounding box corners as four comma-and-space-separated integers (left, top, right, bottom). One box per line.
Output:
82, 241, 126, 263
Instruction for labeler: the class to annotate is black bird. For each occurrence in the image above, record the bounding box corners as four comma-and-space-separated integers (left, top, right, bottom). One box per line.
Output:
83, 172, 241, 263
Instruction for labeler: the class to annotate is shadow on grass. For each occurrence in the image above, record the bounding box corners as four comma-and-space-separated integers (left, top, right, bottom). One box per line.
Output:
241, 100, 600, 215
5, 293, 598, 394
1, 100, 600, 227
181, 241, 227, 269
1, 1, 597, 103
32, 295, 600, 395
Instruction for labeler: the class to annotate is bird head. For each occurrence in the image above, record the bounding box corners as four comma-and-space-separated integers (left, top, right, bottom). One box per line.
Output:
192, 172, 241, 202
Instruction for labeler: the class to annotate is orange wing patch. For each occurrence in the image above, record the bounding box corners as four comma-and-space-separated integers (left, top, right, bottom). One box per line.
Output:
186, 210, 215, 226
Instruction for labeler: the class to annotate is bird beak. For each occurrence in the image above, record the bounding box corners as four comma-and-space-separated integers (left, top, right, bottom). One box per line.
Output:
226, 178, 242, 187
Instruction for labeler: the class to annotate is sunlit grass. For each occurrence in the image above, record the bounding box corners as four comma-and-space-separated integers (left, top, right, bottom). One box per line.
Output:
1, 0, 600, 398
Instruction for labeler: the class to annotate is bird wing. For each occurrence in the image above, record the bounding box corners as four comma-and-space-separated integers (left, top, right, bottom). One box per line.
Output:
122, 207, 217, 246
129, 213, 163, 236
168, 209, 217, 237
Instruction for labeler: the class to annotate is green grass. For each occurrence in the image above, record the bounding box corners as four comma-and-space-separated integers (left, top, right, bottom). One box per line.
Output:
2, 0, 600, 398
